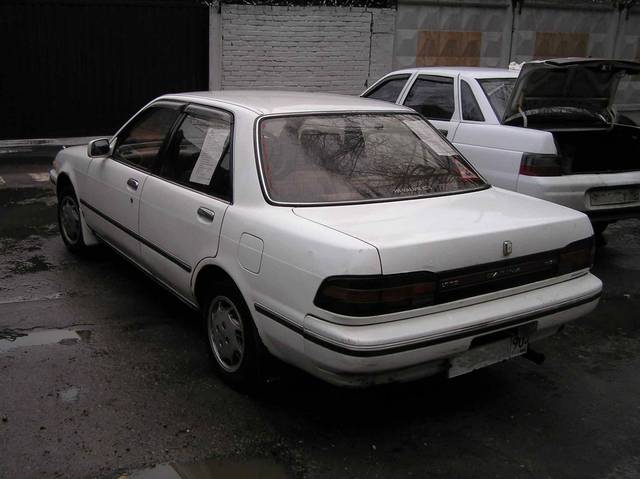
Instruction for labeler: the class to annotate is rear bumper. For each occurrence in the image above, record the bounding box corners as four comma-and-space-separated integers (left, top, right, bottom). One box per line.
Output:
516, 172, 640, 220
584, 206, 640, 223
300, 273, 601, 386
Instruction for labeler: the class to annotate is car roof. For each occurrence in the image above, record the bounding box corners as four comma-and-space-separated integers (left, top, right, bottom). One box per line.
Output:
387, 66, 519, 79
161, 90, 412, 115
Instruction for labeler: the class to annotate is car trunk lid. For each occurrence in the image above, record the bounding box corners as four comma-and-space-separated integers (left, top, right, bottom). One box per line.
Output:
293, 187, 592, 275
503, 58, 640, 129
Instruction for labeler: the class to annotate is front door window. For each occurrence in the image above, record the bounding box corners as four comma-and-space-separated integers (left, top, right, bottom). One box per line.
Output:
113, 105, 181, 171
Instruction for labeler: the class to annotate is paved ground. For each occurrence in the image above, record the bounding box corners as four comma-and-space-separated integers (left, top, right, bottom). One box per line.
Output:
1, 162, 639, 479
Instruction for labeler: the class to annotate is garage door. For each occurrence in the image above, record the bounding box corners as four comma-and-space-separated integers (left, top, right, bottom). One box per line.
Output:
0, 0, 209, 140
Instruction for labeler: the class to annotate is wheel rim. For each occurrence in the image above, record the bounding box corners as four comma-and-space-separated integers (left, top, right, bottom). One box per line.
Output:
60, 195, 81, 244
207, 296, 245, 373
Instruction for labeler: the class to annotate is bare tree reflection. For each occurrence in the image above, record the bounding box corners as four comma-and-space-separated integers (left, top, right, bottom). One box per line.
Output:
261, 114, 484, 203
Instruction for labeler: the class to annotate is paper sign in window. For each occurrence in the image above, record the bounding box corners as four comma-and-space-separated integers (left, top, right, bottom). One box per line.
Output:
404, 118, 454, 157
189, 128, 229, 186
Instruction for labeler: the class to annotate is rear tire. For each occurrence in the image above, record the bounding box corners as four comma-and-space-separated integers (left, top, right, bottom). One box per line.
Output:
203, 282, 266, 391
592, 222, 609, 236
57, 185, 87, 254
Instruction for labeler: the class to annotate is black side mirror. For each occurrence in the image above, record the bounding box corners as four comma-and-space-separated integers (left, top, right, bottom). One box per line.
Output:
87, 138, 111, 158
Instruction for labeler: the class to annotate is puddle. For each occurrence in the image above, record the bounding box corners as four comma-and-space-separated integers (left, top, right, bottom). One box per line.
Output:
0, 328, 81, 353
14, 196, 57, 207
0, 292, 65, 305
0, 188, 57, 241
10, 254, 53, 274
76, 329, 92, 341
59, 386, 80, 402
125, 458, 290, 479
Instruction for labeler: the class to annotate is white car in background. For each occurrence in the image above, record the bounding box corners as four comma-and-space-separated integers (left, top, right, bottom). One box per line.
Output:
51, 91, 601, 388
362, 58, 640, 234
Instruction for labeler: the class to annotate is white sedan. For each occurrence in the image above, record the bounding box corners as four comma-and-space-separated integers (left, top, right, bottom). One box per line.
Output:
50, 91, 602, 388
362, 58, 640, 234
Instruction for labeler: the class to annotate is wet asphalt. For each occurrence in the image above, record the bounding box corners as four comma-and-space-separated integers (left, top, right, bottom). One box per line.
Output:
0, 160, 639, 479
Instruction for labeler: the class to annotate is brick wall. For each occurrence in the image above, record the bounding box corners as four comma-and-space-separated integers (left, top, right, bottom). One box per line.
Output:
219, 4, 395, 94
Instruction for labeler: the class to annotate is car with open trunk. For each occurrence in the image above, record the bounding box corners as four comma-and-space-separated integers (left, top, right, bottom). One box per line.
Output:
362, 58, 640, 234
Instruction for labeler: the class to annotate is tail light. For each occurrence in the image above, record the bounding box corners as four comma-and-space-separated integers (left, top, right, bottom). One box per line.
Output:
519, 153, 564, 176
558, 236, 595, 274
315, 237, 593, 317
314, 272, 437, 317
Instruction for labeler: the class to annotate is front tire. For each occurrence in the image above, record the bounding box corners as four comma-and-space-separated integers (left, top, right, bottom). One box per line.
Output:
203, 283, 265, 390
57, 185, 87, 254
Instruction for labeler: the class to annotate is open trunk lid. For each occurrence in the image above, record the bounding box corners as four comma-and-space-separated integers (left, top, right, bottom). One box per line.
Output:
503, 58, 640, 130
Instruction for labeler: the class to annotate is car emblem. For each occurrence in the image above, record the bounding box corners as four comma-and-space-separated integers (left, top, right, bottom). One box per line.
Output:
503, 240, 512, 257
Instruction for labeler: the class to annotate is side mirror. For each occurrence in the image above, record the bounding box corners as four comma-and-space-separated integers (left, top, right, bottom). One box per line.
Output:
87, 138, 111, 158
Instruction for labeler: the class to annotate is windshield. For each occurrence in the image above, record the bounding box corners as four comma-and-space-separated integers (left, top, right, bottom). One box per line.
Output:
615, 73, 640, 104
614, 72, 640, 126
258, 113, 486, 204
478, 78, 516, 120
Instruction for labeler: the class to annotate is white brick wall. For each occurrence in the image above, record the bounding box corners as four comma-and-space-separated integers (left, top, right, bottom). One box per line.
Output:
220, 5, 395, 94
369, 9, 396, 83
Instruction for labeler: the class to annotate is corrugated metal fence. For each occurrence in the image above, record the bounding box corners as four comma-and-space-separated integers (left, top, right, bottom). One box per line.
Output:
394, 0, 640, 69
0, 0, 209, 140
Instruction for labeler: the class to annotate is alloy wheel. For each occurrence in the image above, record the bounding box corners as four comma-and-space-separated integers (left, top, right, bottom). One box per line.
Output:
60, 196, 81, 244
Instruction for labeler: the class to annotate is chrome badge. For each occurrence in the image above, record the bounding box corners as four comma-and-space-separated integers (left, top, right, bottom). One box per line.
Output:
503, 240, 513, 257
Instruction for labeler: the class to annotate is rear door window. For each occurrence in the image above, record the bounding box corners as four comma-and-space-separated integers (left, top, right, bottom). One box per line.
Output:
403, 75, 455, 120
364, 75, 410, 103
159, 106, 233, 202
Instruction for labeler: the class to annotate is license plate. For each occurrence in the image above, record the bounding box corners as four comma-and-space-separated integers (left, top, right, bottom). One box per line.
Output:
590, 188, 640, 206
448, 335, 529, 378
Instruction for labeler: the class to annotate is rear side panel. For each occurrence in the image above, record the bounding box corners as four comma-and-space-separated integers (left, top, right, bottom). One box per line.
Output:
452, 123, 555, 190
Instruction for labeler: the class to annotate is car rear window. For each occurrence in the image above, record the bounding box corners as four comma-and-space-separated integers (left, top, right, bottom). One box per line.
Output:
478, 78, 516, 120
364, 75, 410, 103
258, 113, 486, 205
461, 80, 485, 122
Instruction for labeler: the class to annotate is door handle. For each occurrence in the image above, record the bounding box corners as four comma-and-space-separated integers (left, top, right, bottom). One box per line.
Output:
438, 129, 448, 136
126, 178, 139, 191
197, 207, 215, 222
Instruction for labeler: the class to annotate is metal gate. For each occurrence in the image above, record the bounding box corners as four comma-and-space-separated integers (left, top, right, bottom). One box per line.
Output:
0, 0, 209, 140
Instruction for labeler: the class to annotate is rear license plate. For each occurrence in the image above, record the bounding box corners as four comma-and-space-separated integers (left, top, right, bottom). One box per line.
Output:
590, 188, 640, 206
448, 335, 528, 378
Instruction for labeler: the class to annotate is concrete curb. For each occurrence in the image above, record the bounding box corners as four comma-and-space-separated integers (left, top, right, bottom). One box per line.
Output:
0, 136, 105, 166
0, 136, 100, 148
